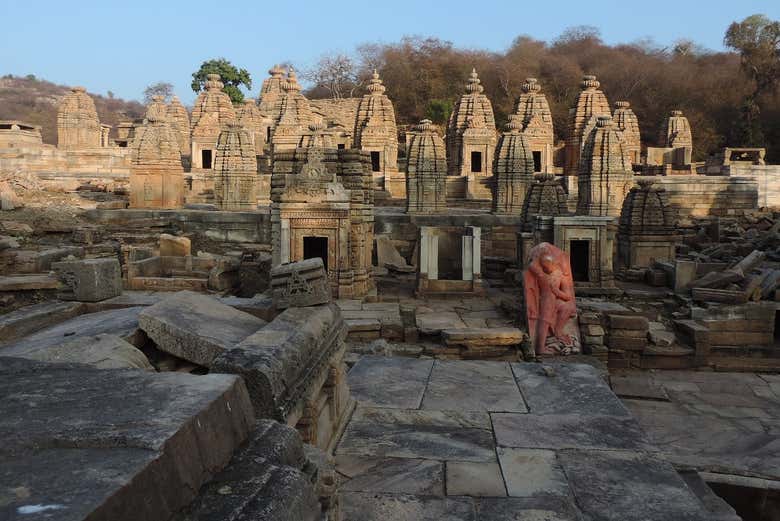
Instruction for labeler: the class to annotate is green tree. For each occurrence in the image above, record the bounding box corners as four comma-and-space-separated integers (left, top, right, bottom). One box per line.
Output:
425, 99, 453, 125
724, 14, 780, 146
191, 58, 252, 104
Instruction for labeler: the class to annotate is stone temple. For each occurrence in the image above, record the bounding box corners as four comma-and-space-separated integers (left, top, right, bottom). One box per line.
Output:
2, 60, 780, 521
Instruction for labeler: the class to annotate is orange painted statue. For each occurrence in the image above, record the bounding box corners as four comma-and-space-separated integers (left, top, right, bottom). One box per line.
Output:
523, 242, 580, 356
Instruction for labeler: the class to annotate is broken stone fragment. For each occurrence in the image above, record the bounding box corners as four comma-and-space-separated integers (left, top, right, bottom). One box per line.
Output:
52, 257, 122, 302
2, 333, 152, 370
159, 233, 191, 257
270, 258, 331, 309
139, 290, 266, 367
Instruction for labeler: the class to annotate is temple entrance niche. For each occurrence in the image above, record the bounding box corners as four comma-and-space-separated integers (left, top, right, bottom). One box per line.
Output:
570, 240, 590, 282
303, 236, 329, 271
553, 216, 618, 294
471, 151, 482, 173
417, 226, 484, 296
201, 149, 212, 169
370, 151, 381, 172
437, 232, 463, 280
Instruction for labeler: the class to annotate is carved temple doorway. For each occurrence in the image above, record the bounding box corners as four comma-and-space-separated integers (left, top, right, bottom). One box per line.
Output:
303, 236, 329, 271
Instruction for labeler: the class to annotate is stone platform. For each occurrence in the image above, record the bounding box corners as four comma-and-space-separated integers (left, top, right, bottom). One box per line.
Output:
337, 356, 721, 520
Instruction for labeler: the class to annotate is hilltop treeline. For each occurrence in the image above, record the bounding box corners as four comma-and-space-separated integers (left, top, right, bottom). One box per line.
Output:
305, 22, 780, 162
0, 75, 144, 145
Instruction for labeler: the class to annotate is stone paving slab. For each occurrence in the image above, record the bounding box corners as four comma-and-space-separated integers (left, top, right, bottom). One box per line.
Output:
559, 450, 710, 520
422, 360, 527, 413
446, 461, 506, 497
348, 355, 433, 409
625, 398, 780, 481
340, 492, 476, 521
511, 362, 629, 417
337, 456, 444, 495
338, 407, 495, 462
492, 412, 654, 451
337, 356, 717, 520
416, 312, 467, 334
496, 448, 570, 499
475, 496, 584, 520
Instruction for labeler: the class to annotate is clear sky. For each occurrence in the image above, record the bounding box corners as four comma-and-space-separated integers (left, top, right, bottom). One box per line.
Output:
1, 0, 778, 104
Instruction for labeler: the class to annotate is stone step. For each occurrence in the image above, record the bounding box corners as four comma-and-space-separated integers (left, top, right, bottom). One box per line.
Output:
0, 274, 59, 291
442, 327, 525, 347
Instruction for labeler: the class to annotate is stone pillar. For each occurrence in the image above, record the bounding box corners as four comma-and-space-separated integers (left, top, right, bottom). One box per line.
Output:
280, 219, 291, 264
419, 227, 439, 280
462, 235, 474, 281
471, 227, 481, 279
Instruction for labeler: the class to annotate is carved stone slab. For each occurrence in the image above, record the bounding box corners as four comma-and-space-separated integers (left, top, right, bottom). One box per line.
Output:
270, 258, 331, 309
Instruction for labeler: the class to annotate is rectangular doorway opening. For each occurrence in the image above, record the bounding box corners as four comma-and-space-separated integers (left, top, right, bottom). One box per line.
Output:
201, 149, 212, 169
370, 151, 381, 172
570, 240, 590, 282
471, 151, 482, 173
337, 143, 346, 150
266, 127, 271, 143
532, 151, 542, 172
303, 236, 328, 271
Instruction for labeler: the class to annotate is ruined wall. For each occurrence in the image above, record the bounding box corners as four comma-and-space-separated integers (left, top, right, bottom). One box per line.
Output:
0, 143, 131, 190
719, 164, 780, 208
647, 175, 758, 217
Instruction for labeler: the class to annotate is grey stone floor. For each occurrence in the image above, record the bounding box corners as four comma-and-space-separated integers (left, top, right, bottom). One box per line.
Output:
614, 370, 780, 484
336, 356, 713, 520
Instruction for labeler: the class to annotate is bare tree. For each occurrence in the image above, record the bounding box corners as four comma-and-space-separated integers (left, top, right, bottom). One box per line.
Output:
302, 53, 364, 99
143, 82, 174, 104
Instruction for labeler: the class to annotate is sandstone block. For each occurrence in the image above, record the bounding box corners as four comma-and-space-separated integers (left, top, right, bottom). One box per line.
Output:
609, 329, 648, 339
578, 312, 601, 325
584, 324, 605, 336
442, 327, 525, 347
648, 330, 676, 347
0, 274, 59, 291
159, 234, 191, 257
139, 291, 266, 367
608, 315, 649, 330
270, 258, 331, 309
0, 221, 33, 236
607, 337, 647, 351
52, 258, 122, 302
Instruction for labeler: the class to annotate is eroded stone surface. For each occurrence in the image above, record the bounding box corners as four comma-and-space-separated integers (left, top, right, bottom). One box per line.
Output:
340, 492, 476, 521
337, 456, 444, 495
1, 333, 152, 369
348, 355, 433, 409
497, 448, 570, 499
446, 461, 506, 497
3, 307, 144, 353
0, 357, 254, 521
511, 362, 627, 416
339, 406, 495, 462
422, 360, 527, 413
492, 412, 653, 451
559, 450, 709, 521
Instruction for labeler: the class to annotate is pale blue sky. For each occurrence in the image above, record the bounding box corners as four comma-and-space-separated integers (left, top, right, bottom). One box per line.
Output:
1, 0, 778, 104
